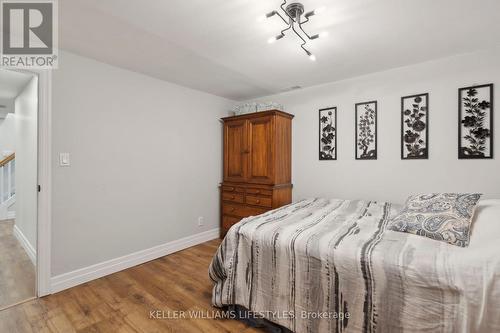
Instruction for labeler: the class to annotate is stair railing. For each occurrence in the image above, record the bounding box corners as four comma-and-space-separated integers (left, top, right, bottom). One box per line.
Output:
0, 153, 15, 204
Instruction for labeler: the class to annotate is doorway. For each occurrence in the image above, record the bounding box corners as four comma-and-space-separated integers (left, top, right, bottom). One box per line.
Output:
0, 69, 38, 308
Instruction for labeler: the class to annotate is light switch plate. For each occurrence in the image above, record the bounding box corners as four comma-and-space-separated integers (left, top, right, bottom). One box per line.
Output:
59, 153, 70, 166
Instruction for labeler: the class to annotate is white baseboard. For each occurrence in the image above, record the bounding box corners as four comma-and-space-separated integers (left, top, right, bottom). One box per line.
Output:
50, 228, 220, 294
7, 211, 15, 219
13, 225, 36, 265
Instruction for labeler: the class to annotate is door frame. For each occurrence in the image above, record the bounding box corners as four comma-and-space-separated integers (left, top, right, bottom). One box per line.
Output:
9, 68, 52, 297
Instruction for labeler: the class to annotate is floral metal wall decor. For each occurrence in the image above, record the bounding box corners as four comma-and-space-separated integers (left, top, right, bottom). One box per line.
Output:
401, 93, 429, 159
319, 107, 337, 160
355, 101, 377, 160
458, 84, 494, 159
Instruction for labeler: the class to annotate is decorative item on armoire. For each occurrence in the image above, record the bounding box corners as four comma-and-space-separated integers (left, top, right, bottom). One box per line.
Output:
401, 93, 429, 159
319, 107, 337, 160
232, 102, 284, 116
458, 84, 493, 159
220, 110, 293, 237
355, 101, 377, 160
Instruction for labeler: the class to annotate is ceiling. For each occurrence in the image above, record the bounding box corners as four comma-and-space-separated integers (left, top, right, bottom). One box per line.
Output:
0, 69, 34, 99
0, 70, 34, 117
60, 0, 500, 101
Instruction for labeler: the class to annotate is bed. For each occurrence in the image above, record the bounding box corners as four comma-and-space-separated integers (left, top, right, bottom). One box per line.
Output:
209, 198, 500, 333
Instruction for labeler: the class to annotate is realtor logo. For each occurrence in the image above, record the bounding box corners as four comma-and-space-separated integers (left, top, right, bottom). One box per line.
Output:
0, 0, 58, 68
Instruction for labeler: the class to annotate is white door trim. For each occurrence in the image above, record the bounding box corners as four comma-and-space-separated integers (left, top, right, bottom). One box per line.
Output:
36, 69, 52, 296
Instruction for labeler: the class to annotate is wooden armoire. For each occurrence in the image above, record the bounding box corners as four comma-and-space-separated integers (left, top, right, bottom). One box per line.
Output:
220, 110, 294, 237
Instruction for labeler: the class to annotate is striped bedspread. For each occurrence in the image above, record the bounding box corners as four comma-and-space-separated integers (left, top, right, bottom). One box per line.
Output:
209, 198, 500, 333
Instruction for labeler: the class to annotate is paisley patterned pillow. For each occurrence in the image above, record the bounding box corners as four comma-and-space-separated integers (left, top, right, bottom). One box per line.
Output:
388, 193, 482, 247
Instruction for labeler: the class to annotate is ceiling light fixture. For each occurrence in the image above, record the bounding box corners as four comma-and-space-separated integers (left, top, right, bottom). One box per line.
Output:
259, 1, 327, 60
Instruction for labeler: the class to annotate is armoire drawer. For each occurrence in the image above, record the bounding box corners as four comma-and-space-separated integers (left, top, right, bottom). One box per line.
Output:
222, 192, 244, 203
245, 195, 272, 208
222, 203, 267, 218
246, 188, 273, 196
222, 185, 245, 193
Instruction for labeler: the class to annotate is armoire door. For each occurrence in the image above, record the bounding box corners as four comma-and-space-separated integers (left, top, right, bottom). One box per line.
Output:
224, 119, 247, 182
247, 115, 274, 184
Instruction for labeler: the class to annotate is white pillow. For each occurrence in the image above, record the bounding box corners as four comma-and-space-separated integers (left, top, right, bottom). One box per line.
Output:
469, 199, 500, 245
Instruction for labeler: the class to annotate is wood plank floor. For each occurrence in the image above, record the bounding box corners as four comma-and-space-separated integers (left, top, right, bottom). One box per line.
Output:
0, 220, 36, 309
0, 239, 265, 333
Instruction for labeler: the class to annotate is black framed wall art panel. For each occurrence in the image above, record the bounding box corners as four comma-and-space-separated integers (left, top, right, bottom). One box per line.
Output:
319, 107, 337, 160
401, 93, 429, 159
458, 84, 494, 159
355, 101, 377, 160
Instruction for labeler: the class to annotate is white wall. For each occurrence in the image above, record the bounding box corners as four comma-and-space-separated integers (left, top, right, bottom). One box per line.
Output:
0, 112, 16, 156
15, 76, 38, 251
253, 48, 500, 204
0, 97, 15, 119
51, 51, 232, 276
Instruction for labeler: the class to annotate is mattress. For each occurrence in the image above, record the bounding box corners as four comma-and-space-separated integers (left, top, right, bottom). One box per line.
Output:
209, 198, 500, 333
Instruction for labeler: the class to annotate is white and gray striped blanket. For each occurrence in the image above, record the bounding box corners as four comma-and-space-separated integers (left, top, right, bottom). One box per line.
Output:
209, 198, 500, 333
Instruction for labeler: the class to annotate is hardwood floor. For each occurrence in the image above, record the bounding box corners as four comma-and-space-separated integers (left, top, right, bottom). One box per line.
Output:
0, 220, 36, 309
0, 239, 265, 333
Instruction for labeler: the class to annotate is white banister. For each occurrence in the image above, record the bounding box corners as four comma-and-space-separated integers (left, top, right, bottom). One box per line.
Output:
10, 159, 15, 197
0, 153, 15, 206
0, 165, 3, 203
7, 162, 11, 199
